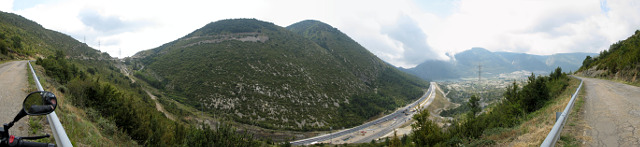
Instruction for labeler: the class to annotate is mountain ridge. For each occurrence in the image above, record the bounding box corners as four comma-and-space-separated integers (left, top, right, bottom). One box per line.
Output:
131, 19, 427, 131
403, 48, 596, 80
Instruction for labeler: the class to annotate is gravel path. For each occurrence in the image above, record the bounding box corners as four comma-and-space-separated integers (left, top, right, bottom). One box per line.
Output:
581, 77, 640, 146
145, 90, 175, 121
0, 61, 30, 137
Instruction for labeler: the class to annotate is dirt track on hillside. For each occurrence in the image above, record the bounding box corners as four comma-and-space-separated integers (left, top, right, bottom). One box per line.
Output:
581, 77, 640, 146
0, 61, 30, 136
144, 90, 175, 121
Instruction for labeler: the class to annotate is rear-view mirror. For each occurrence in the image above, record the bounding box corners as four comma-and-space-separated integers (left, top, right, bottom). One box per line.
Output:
22, 91, 57, 115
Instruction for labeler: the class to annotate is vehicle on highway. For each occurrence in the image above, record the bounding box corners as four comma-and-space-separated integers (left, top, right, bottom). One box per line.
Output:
1, 91, 58, 147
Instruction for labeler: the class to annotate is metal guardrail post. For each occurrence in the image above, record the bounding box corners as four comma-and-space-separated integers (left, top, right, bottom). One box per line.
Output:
28, 61, 73, 147
540, 76, 583, 147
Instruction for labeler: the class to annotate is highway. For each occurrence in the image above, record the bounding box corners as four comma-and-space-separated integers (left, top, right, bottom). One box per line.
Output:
290, 82, 437, 145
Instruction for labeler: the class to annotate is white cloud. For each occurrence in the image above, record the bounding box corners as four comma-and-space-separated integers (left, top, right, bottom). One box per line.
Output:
0, 0, 12, 12
1, 0, 639, 68
429, 0, 640, 58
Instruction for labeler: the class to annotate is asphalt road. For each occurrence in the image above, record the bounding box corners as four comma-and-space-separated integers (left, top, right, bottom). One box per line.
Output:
290, 82, 436, 145
0, 61, 30, 136
353, 82, 436, 143
580, 77, 640, 146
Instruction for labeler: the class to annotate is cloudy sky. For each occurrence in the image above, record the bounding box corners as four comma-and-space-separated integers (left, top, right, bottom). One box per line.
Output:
1, 0, 639, 68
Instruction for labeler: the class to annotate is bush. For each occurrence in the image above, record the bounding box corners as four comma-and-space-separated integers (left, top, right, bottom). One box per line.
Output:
411, 109, 445, 146
0, 41, 8, 55
42, 52, 261, 146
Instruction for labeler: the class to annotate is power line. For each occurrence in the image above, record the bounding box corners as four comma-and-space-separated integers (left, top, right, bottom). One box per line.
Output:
478, 64, 482, 82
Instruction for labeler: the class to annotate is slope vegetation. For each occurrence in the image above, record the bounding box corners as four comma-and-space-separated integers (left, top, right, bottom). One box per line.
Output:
0, 11, 101, 60
578, 30, 640, 85
1, 11, 261, 146
132, 19, 427, 131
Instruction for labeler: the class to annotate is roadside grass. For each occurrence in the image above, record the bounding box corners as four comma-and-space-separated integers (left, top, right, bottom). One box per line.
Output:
427, 85, 458, 129
28, 116, 42, 134
28, 63, 138, 146
576, 73, 640, 87
0, 59, 12, 65
427, 85, 458, 116
489, 78, 581, 146
25, 61, 51, 143
559, 135, 580, 147
609, 78, 640, 87
558, 80, 590, 146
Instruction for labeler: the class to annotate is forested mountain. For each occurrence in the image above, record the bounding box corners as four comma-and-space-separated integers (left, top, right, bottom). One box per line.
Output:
403, 47, 596, 80
578, 30, 640, 84
131, 19, 427, 131
0, 11, 103, 60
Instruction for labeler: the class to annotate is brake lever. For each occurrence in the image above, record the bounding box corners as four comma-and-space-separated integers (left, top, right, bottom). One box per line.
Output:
20, 134, 50, 140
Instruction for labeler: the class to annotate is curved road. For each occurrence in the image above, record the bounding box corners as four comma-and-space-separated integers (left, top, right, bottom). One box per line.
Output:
0, 61, 30, 136
353, 82, 437, 143
291, 82, 436, 145
580, 77, 640, 146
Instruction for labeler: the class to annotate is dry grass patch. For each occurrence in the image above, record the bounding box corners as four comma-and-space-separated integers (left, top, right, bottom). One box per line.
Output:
427, 84, 459, 116
557, 81, 590, 146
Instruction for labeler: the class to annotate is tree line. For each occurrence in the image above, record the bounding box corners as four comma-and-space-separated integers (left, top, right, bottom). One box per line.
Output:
579, 30, 640, 78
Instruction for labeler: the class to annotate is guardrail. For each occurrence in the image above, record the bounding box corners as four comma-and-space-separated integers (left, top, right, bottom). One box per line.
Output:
540, 76, 583, 147
28, 61, 73, 147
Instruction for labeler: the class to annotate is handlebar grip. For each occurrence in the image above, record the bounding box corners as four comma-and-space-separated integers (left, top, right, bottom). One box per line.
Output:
19, 141, 55, 147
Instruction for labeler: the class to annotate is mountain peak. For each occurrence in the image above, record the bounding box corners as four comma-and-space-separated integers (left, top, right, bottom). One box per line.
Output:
469, 47, 490, 52
295, 19, 327, 25
185, 18, 279, 37
286, 20, 339, 35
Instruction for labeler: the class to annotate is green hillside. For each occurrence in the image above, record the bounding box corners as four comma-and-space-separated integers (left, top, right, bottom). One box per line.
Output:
0, 11, 102, 60
578, 30, 640, 84
1, 11, 261, 146
132, 19, 427, 131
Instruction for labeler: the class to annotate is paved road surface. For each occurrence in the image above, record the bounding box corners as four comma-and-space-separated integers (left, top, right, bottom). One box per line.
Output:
353, 82, 437, 143
291, 82, 436, 145
581, 77, 640, 146
0, 61, 30, 136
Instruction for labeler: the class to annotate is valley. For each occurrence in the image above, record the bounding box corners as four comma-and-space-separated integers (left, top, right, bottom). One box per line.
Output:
2, 5, 638, 146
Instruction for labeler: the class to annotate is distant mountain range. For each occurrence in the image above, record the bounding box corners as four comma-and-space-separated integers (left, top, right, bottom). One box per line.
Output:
402, 48, 597, 80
